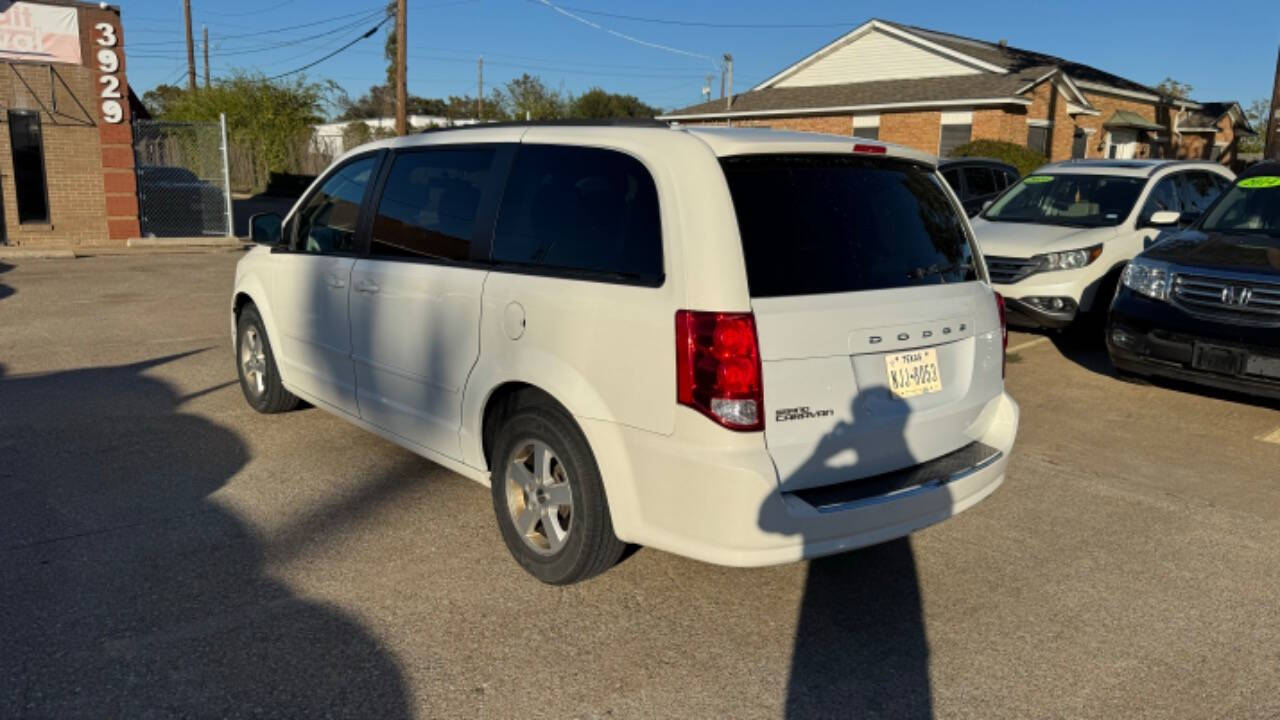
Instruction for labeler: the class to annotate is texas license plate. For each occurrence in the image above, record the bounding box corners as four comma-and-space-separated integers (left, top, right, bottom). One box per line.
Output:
885, 348, 943, 398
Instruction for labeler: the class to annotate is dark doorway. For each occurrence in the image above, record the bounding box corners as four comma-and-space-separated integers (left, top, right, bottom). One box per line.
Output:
8, 110, 50, 224
1071, 129, 1087, 159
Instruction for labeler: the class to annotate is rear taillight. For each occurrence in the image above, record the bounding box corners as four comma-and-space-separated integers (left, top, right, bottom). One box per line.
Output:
995, 292, 1008, 377
852, 143, 886, 154
676, 310, 763, 431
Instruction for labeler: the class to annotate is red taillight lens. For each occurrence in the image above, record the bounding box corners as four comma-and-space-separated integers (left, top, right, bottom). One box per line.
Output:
676, 310, 763, 431
995, 292, 1008, 377
852, 143, 886, 154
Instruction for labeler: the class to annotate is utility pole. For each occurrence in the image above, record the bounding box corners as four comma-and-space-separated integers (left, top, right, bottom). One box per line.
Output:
202, 25, 210, 89
477, 56, 483, 120
1267, 45, 1280, 159
724, 53, 734, 110
183, 0, 196, 91
394, 0, 407, 135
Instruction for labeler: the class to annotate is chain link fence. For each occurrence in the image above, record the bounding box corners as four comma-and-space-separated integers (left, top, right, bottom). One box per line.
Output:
133, 119, 232, 237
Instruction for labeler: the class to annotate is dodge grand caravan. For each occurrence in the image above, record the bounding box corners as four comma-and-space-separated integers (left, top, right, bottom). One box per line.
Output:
234, 122, 1019, 584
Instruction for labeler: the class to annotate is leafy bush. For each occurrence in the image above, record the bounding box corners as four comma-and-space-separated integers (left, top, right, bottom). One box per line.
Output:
948, 139, 1048, 176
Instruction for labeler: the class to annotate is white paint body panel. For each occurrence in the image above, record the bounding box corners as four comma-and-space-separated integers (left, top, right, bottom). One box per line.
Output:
234, 125, 1021, 568
348, 259, 486, 460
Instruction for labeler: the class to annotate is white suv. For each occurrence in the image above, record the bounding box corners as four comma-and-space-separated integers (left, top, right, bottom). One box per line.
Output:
971, 159, 1234, 328
234, 122, 1019, 584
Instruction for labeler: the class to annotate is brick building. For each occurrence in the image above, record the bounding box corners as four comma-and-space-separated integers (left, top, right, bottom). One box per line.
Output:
0, 0, 139, 248
660, 20, 1256, 167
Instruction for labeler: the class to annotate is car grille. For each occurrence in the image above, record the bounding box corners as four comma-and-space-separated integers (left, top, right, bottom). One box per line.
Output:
985, 256, 1040, 285
1172, 273, 1280, 325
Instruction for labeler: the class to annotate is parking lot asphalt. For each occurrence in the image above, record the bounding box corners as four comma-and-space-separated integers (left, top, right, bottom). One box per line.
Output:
2, 252, 1279, 719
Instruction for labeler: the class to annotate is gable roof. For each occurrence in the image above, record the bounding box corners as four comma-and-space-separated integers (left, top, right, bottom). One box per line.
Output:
1182, 101, 1257, 135
660, 70, 1042, 121
876, 21, 1166, 99
663, 18, 1195, 120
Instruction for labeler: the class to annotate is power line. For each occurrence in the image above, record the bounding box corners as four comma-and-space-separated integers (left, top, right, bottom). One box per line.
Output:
534, 4, 859, 29
127, 11, 387, 58
127, 6, 386, 46
267, 14, 393, 80
202, 0, 298, 17
530, 0, 717, 69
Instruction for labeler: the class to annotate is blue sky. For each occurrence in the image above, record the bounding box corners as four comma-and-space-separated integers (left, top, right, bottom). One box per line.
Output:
120, 0, 1280, 116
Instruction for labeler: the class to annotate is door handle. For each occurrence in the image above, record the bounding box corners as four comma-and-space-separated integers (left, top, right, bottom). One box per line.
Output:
354, 279, 380, 294
325, 273, 347, 289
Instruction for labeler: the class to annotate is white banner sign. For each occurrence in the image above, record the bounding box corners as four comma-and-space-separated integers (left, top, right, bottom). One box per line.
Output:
0, 2, 82, 65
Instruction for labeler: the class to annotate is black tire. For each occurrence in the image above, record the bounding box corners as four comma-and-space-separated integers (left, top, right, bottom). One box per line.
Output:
489, 398, 625, 584
236, 304, 300, 414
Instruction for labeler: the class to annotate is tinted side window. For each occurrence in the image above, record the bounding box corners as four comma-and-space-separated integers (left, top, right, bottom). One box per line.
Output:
997, 170, 1017, 189
370, 147, 495, 261
493, 145, 662, 282
1178, 171, 1223, 216
293, 156, 377, 254
1140, 175, 1183, 221
963, 166, 997, 197
942, 168, 963, 196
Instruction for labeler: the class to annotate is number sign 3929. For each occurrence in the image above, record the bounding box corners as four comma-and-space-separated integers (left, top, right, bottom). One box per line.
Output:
95, 22, 123, 124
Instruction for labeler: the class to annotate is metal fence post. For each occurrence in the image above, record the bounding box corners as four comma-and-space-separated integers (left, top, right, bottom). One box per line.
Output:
219, 113, 233, 237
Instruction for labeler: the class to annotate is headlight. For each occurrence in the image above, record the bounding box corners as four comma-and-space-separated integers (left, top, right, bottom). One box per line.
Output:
1033, 244, 1104, 272
1121, 258, 1172, 301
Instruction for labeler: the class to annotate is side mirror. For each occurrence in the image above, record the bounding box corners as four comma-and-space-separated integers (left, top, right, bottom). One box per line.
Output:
248, 212, 283, 245
1147, 210, 1181, 227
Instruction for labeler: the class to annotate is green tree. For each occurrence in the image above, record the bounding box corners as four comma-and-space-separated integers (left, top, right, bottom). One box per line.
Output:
1155, 77, 1193, 100
1240, 98, 1270, 154
338, 84, 447, 120
443, 93, 507, 121
141, 83, 185, 117
342, 120, 397, 149
494, 74, 566, 120
383, 1, 397, 88
163, 72, 334, 188
568, 87, 659, 119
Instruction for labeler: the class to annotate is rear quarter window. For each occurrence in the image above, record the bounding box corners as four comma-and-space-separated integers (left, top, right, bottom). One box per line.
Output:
721, 155, 977, 298
492, 145, 663, 284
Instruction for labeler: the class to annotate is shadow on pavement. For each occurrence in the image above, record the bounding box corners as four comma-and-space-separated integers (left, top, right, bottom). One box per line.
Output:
762, 390, 934, 720
0, 261, 13, 302
0, 351, 411, 718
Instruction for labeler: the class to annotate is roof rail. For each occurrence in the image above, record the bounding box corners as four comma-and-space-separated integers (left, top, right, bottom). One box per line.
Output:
419, 118, 670, 134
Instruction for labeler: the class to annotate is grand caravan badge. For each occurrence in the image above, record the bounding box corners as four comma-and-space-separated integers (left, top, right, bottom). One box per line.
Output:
775, 406, 835, 422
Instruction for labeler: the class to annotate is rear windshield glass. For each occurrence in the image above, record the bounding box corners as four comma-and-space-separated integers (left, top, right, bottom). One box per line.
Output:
1199, 177, 1280, 239
720, 155, 976, 298
983, 173, 1145, 227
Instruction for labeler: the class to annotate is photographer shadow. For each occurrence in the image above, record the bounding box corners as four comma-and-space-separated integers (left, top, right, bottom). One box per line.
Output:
0, 351, 410, 717
761, 388, 934, 720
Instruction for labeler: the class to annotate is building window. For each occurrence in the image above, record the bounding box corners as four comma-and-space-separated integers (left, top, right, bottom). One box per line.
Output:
8, 110, 50, 224
853, 114, 879, 141
1027, 125, 1050, 156
938, 111, 972, 157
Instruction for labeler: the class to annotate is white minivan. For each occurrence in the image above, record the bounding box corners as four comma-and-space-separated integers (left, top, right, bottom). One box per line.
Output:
234, 122, 1019, 584
972, 159, 1234, 329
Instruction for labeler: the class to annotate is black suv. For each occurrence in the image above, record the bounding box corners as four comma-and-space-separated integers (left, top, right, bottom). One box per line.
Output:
1107, 161, 1280, 400
939, 158, 1020, 217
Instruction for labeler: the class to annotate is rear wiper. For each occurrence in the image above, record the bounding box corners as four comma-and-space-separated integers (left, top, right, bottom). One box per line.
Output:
907, 263, 968, 282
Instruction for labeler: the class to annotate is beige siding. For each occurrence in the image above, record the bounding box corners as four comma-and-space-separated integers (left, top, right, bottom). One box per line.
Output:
775, 28, 983, 88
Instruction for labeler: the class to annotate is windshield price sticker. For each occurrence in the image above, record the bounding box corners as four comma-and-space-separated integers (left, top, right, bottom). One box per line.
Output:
1023, 175, 1054, 184
1239, 176, 1280, 189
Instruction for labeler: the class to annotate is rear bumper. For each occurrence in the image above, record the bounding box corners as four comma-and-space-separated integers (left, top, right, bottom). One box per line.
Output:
581, 392, 1018, 568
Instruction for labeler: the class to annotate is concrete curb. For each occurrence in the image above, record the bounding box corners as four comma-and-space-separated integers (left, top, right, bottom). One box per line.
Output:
126, 236, 248, 248
0, 248, 77, 260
